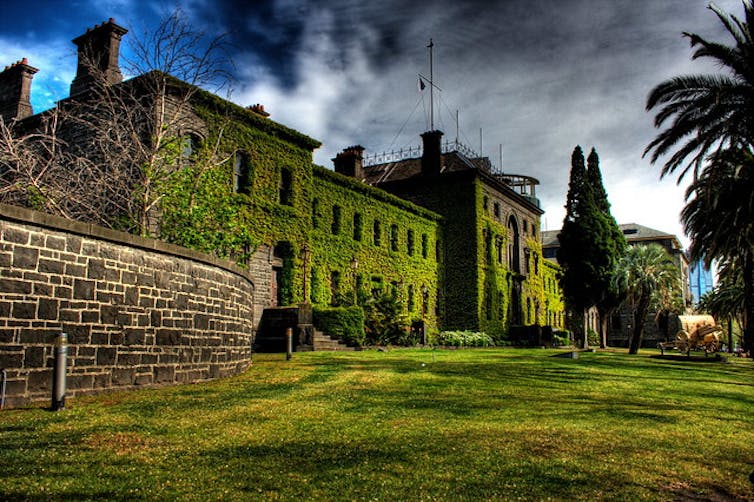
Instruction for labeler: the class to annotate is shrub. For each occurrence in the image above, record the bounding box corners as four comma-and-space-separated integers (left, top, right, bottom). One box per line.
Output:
433, 331, 494, 348
313, 306, 365, 347
362, 292, 410, 346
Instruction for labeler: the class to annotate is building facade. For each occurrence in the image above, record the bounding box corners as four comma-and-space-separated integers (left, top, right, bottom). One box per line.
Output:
1, 19, 563, 347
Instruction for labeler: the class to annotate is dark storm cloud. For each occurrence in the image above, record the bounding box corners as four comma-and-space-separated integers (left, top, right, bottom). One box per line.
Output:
0, 0, 745, 242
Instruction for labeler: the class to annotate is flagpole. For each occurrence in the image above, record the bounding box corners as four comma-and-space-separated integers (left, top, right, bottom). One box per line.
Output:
428, 38, 434, 131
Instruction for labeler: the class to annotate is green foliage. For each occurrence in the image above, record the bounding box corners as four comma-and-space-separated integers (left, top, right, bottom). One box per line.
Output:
433, 330, 494, 347
312, 306, 365, 347
310, 165, 440, 331
362, 291, 411, 346
558, 146, 626, 346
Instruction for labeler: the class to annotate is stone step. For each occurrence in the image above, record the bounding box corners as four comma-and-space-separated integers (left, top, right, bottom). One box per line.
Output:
312, 330, 356, 352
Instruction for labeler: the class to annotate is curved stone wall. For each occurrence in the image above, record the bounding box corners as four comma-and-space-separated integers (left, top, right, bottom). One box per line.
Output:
0, 204, 254, 408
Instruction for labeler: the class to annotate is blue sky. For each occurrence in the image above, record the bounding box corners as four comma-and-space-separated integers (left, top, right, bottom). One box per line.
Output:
0, 0, 746, 246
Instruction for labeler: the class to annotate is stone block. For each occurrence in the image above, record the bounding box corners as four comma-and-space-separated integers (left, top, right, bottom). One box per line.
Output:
0, 328, 15, 343
33, 283, 54, 296
12, 247, 38, 269
12, 302, 36, 319
38, 258, 64, 274
0, 349, 23, 368
117, 352, 141, 366
0, 278, 31, 294
100, 305, 119, 324
125, 328, 145, 346
153, 365, 175, 383
0, 302, 10, 318
111, 368, 135, 386
19, 328, 52, 344
82, 311, 99, 323
45, 236, 66, 251
134, 374, 153, 386
156, 329, 180, 345
67, 374, 94, 390
38, 298, 59, 320
65, 263, 86, 278
124, 286, 139, 305
194, 314, 209, 330
27, 369, 52, 392
73, 279, 95, 300
96, 347, 117, 365
87, 258, 105, 280
24, 346, 46, 367
3, 227, 29, 244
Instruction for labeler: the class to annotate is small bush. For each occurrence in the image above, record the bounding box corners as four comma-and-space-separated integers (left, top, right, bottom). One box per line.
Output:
313, 306, 365, 347
362, 292, 410, 346
433, 331, 494, 348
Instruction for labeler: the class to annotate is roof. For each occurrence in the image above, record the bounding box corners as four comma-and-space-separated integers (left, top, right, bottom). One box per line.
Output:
363, 150, 484, 185
364, 150, 543, 214
542, 223, 684, 251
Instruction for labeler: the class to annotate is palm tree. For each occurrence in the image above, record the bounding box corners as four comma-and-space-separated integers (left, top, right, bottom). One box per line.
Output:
645, 2, 754, 357
682, 146, 754, 354
645, 1, 754, 180
614, 244, 680, 354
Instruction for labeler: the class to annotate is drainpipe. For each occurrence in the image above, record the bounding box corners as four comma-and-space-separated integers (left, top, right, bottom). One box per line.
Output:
51, 333, 68, 411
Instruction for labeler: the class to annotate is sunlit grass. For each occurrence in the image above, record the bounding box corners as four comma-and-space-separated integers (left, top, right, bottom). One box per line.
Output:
1, 348, 753, 500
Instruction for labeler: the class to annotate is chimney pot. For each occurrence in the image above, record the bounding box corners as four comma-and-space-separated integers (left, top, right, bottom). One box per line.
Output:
0, 57, 39, 122
333, 145, 365, 180
70, 18, 128, 96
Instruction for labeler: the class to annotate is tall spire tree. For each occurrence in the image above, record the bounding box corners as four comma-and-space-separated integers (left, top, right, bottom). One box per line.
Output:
559, 146, 626, 348
586, 148, 627, 348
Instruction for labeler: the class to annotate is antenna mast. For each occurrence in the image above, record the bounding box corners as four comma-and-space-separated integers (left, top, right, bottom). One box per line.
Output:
428, 38, 434, 130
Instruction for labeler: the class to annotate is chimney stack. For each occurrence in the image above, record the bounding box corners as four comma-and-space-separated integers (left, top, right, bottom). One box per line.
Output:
421, 130, 443, 175
70, 18, 128, 97
333, 145, 365, 180
0, 58, 38, 123
247, 104, 270, 117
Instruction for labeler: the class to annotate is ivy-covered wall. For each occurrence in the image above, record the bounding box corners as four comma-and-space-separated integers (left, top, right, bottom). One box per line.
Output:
310, 166, 442, 331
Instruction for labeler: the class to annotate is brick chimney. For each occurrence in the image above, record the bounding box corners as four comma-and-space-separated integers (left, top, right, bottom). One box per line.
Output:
0, 58, 38, 122
70, 18, 128, 96
333, 145, 365, 180
421, 130, 443, 175
247, 104, 270, 117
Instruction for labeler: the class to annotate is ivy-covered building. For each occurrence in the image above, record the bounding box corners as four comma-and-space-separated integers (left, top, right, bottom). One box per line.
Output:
330, 131, 565, 340
1, 19, 563, 345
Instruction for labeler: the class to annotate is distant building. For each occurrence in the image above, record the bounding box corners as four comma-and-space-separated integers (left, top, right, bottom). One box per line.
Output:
542, 223, 691, 347
689, 259, 714, 304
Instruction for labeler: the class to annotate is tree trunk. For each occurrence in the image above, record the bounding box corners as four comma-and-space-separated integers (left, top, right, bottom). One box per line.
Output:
743, 252, 754, 358
628, 296, 650, 355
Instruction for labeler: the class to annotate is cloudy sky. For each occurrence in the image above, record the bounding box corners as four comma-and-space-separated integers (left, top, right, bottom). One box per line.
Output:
0, 0, 745, 246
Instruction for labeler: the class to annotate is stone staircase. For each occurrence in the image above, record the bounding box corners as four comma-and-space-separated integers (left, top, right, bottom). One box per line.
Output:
312, 330, 357, 351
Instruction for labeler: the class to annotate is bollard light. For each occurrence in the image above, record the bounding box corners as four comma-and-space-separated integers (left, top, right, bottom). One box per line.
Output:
286, 327, 293, 361
51, 333, 68, 411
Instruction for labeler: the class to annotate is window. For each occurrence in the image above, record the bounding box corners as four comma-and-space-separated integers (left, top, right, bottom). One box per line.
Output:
493, 202, 500, 219
353, 212, 363, 241
407, 229, 414, 256
279, 167, 293, 206
390, 224, 399, 252
373, 220, 381, 246
496, 238, 503, 264
234, 151, 251, 194
483, 196, 489, 211
330, 271, 341, 306
407, 284, 415, 312
312, 198, 320, 229
421, 234, 428, 259
180, 134, 200, 162
331, 205, 341, 235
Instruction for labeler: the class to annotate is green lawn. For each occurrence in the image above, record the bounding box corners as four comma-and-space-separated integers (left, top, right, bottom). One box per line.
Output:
1, 348, 753, 500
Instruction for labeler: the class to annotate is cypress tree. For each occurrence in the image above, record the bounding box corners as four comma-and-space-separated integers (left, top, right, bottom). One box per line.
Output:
586, 148, 627, 347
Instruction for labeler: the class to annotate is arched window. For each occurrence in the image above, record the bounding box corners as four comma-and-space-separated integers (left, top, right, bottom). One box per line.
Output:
353, 212, 363, 241
331, 205, 341, 235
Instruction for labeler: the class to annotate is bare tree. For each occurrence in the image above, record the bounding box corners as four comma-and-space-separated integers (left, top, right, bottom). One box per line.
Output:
0, 10, 235, 237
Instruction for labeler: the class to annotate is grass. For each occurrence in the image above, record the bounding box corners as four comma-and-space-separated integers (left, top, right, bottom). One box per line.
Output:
1, 348, 753, 500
